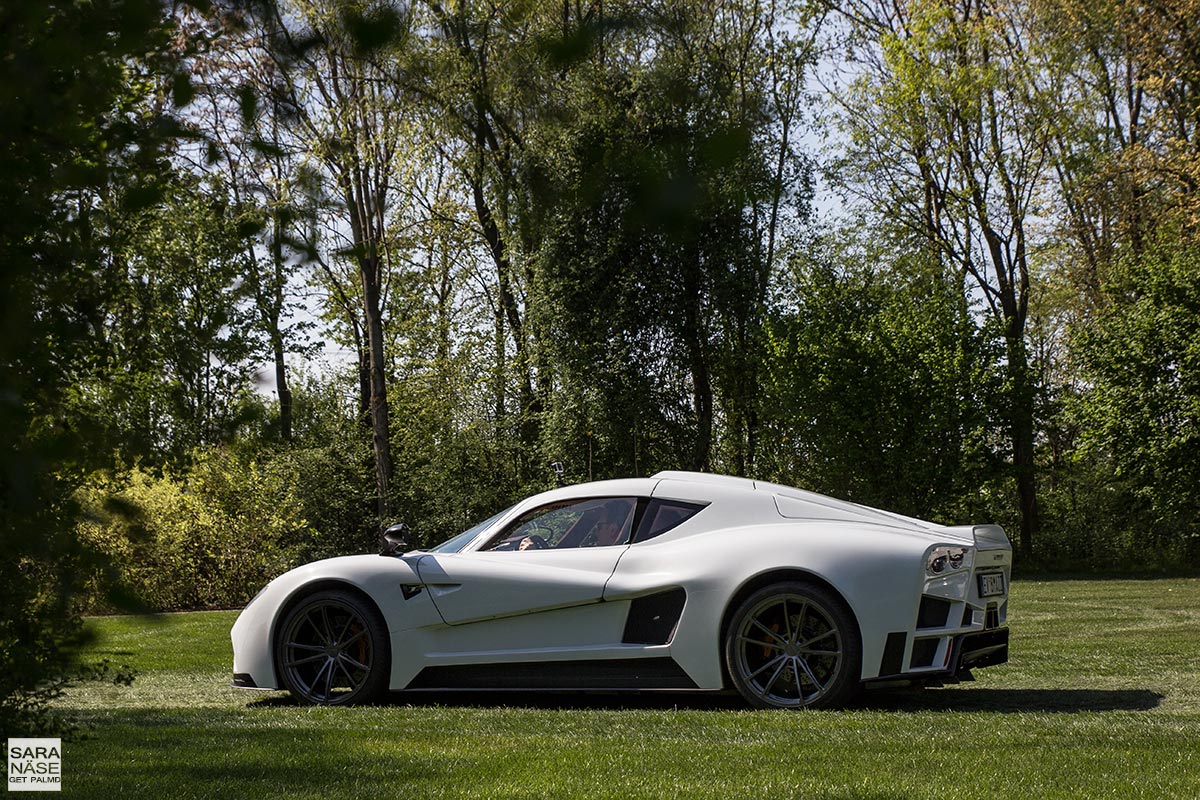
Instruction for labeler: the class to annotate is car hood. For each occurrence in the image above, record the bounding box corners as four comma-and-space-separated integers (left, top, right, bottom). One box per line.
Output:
266, 553, 423, 590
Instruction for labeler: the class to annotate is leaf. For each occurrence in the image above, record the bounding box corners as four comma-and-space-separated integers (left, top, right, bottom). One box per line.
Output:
238, 84, 258, 127
170, 71, 195, 108
340, 5, 404, 57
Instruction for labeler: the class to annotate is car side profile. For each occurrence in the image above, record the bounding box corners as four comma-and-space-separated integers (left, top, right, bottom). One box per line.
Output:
231, 471, 1011, 709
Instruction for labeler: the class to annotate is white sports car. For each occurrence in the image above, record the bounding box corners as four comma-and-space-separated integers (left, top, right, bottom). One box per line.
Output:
231, 471, 1011, 709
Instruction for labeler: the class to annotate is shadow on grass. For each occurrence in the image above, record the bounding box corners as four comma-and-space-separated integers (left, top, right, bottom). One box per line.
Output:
860, 687, 1162, 713
246, 686, 1162, 713
248, 690, 746, 712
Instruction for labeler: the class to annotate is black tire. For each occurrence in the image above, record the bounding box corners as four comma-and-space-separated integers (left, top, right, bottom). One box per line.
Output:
724, 581, 862, 709
275, 589, 390, 705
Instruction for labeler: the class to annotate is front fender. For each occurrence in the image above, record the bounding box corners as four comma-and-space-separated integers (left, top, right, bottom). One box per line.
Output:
230, 554, 439, 690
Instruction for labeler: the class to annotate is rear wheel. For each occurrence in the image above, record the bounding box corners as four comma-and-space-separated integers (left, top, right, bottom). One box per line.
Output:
724, 581, 861, 709
275, 590, 390, 705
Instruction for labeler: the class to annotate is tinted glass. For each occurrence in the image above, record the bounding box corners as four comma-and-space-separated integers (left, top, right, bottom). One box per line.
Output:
632, 499, 706, 543
427, 505, 514, 553
484, 497, 637, 550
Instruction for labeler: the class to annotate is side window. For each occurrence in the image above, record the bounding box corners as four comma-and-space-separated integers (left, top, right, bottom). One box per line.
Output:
632, 499, 707, 543
483, 497, 637, 551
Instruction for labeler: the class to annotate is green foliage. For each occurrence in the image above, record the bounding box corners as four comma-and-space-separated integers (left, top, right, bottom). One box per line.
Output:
1034, 442, 1165, 570
383, 307, 526, 542
833, 0, 1057, 557
527, 2, 808, 479
0, 0, 192, 737
531, 66, 735, 478
389, 395, 526, 547
71, 368, 396, 612
0, 525, 92, 736
1071, 238, 1200, 563
271, 439, 377, 560
759, 229, 1003, 524
76, 450, 311, 611
66, 173, 263, 466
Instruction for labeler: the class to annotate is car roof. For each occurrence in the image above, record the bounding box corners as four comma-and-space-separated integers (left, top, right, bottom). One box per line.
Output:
483, 471, 946, 546
650, 470, 941, 533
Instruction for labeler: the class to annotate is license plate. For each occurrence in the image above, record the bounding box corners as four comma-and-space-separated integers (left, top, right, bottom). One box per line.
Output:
979, 573, 1006, 597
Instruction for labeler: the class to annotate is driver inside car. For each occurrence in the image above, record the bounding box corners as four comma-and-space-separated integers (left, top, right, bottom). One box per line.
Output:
518, 534, 549, 550
587, 502, 632, 547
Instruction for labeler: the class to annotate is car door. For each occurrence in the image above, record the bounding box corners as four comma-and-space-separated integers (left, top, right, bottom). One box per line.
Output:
414, 496, 637, 626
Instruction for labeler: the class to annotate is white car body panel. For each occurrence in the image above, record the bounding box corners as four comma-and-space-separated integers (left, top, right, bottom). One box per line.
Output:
413, 547, 627, 626
231, 471, 1012, 699
604, 521, 931, 688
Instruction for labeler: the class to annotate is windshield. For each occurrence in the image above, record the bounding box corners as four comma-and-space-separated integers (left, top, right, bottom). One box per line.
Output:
426, 505, 515, 553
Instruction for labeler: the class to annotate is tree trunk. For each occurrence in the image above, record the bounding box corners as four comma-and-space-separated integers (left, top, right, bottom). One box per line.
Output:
361, 253, 392, 519
271, 330, 293, 443
1007, 334, 1039, 560
690, 348, 713, 472
351, 324, 370, 427
683, 253, 712, 472
470, 171, 537, 420
493, 303, 506, 424
269, 212, 292, 444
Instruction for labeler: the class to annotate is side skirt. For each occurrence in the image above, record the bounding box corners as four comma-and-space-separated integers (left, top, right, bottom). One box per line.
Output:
406, 657, 699, 690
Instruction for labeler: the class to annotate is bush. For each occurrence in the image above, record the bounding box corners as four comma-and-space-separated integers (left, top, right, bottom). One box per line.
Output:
1021, 234, 1200, 574
759, 247, 1003, 526
265, 443, 377, 560
77, 449, 312, 611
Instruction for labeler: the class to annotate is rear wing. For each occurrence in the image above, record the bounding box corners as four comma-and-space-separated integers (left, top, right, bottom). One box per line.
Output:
945, 524, 1011, 550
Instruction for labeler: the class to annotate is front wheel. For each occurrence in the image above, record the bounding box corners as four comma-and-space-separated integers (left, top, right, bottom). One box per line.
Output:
724, 582, 861, 709
275, 589, 390, 705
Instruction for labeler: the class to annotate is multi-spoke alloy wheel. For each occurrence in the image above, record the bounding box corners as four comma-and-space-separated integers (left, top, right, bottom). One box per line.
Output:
725, 582, 861, 709
276, 590, 389, 705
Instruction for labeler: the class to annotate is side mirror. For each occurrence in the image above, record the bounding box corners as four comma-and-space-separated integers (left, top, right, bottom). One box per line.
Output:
380, 522, 411, 556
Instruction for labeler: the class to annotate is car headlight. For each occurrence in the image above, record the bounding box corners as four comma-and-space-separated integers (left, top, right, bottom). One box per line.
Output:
927, 546, 971, 576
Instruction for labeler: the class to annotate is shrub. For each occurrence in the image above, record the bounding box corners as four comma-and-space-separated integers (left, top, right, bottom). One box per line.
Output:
77, 449, 312, 611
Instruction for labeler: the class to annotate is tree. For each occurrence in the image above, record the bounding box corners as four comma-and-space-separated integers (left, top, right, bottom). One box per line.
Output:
1026, 0, 1200, 565
183, 4, 318, 444
249, 0, 419, 518
760, 224, 1001, 521
1074, 236, 1200, 562
412, 0, 559, 471
0, 0, 188, 733
412, 0, 818, 480
86, 173, 262, 462
1029, 0, 1200, 305
828, 0, 1056, 557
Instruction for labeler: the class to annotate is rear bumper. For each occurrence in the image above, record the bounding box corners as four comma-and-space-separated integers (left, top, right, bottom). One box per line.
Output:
865, 546, 1011, 683
866, 626, 1009, 685
954, 627, 1009, 673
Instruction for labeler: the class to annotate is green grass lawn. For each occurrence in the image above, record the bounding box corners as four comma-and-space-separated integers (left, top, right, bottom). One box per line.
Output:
48, 579, 1200, 799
